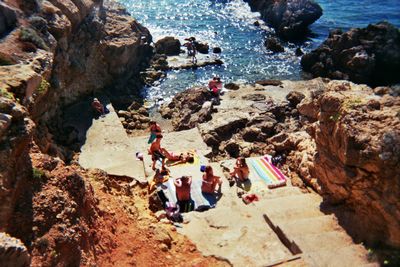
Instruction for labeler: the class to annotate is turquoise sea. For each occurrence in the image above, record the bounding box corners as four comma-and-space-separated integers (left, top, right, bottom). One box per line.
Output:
118, 0, 400, 103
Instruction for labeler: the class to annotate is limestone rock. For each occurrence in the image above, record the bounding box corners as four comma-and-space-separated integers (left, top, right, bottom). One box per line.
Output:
301, 22, 400, 86
245, 0, 323, 40
0, 233, 31, 267
265, 37, 284, 53
286, 91, 305, 107
155, 36, 181, 56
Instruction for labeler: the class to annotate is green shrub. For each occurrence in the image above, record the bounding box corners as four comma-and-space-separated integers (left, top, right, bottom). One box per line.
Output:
19, 27, 49, 51
0, 88, 14, 100
32, 168, 45, 180
37, 79, 50, 95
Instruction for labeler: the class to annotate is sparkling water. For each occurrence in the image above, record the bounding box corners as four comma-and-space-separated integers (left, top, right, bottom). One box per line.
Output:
118, 0, 400, 104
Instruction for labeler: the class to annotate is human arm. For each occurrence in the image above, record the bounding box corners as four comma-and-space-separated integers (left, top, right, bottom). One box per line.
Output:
174, 178, 182, 187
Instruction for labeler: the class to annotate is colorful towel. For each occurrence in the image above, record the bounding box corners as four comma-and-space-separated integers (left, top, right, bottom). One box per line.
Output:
165, 150, 200, 167
158, 178, 217, 211
248, 155, 287, 189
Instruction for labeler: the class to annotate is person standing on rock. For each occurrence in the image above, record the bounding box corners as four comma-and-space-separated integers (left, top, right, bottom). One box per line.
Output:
183, 37, 197, 64
208, 76, 222, 105
91, 98, 105, 118
148, 121, 162, 144
149, 134, 166, 170
174, 176, 193, 212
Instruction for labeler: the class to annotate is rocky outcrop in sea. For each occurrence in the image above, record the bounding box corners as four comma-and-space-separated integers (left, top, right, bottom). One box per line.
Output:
301, 21, 400, 86
245, 0, 323, 40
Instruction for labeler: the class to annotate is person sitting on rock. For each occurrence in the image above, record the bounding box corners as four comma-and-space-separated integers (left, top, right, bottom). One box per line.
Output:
160, 148, 195, 164
149, 134, 166, 170
148, 120, 162, 144
91, 98, 105, 117
208, 76, 222, 104
174, 176, 193, 212
201, 165, 222, 194
230, 157, 250, 182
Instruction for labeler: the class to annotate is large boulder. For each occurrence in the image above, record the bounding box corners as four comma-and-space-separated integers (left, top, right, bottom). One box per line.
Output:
245, 0, 322, 40
265, 37, 284, 53
155, 36, 181, 56
301, 22, 400, 86
160, 87, 215, 130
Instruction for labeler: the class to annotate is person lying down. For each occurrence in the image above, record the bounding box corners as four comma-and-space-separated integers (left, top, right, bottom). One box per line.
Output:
160, 148, 195, 165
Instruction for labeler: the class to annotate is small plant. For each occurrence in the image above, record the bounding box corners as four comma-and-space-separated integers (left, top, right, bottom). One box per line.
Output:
343, 97, 363, 110
37, 79, 50, 95
0, 88, 14, 100
19, 27, 49, 51
329, 112, 341, 122
32, 168, 45, 180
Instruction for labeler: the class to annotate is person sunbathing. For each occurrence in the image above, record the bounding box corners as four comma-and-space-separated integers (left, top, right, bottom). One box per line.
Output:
174, 176, 193, 212
201, 165, 222, 194
161, 149, 195, 164
230, 157, 250, 182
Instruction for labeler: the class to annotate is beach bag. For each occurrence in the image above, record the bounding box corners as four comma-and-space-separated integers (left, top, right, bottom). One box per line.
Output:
165, 202, 183, 222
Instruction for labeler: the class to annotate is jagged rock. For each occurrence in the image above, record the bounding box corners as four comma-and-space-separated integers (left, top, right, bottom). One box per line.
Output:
265, 37, 284, 53
224, 141, 240, 157
0, 2, 18, 37
212, 47, 221, 53
286, 91, 305, 107
245, 0, 323, 40
155, 36, 181, 56
255, 79, 282, 86
0, 233, 31, 266
242, 127, 262, 142
160, 87, 215, 130
295, 47, 304, 56
224, 83, 239, 90
308, 81, 400, 247
253, 20, 260, 27
301, 22, 400, 86
194, 42, 209, 54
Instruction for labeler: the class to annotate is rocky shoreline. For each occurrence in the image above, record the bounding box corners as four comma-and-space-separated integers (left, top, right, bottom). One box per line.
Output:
159, 77, 400, 249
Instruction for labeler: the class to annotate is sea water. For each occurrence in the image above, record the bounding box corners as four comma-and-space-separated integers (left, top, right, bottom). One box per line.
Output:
118, 0, 400, 104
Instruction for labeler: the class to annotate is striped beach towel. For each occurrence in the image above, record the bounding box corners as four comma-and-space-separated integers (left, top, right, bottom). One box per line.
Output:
248, 156, 286, 189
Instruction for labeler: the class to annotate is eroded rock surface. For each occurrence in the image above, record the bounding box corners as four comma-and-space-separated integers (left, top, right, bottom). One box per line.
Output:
245, 0, 323, 40
301, 22, 400, 86
160, 78, 400, 250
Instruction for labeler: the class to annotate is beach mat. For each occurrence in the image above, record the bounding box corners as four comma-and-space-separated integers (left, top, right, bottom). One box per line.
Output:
165, 150, 201, 168
248, 155, 286, 189
158, 178, 218, 211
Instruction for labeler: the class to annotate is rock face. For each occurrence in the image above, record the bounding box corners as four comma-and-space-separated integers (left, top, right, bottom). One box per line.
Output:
245, 0, 323, 40
0, 98, 35, 234
306, 82, 400, 247
0, 2, 17, 37
0, 232, 31, 266
164, 79, 400, 250
264, 37, 284, 53
301, 22, 400, 86
0, 0, 154, 265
